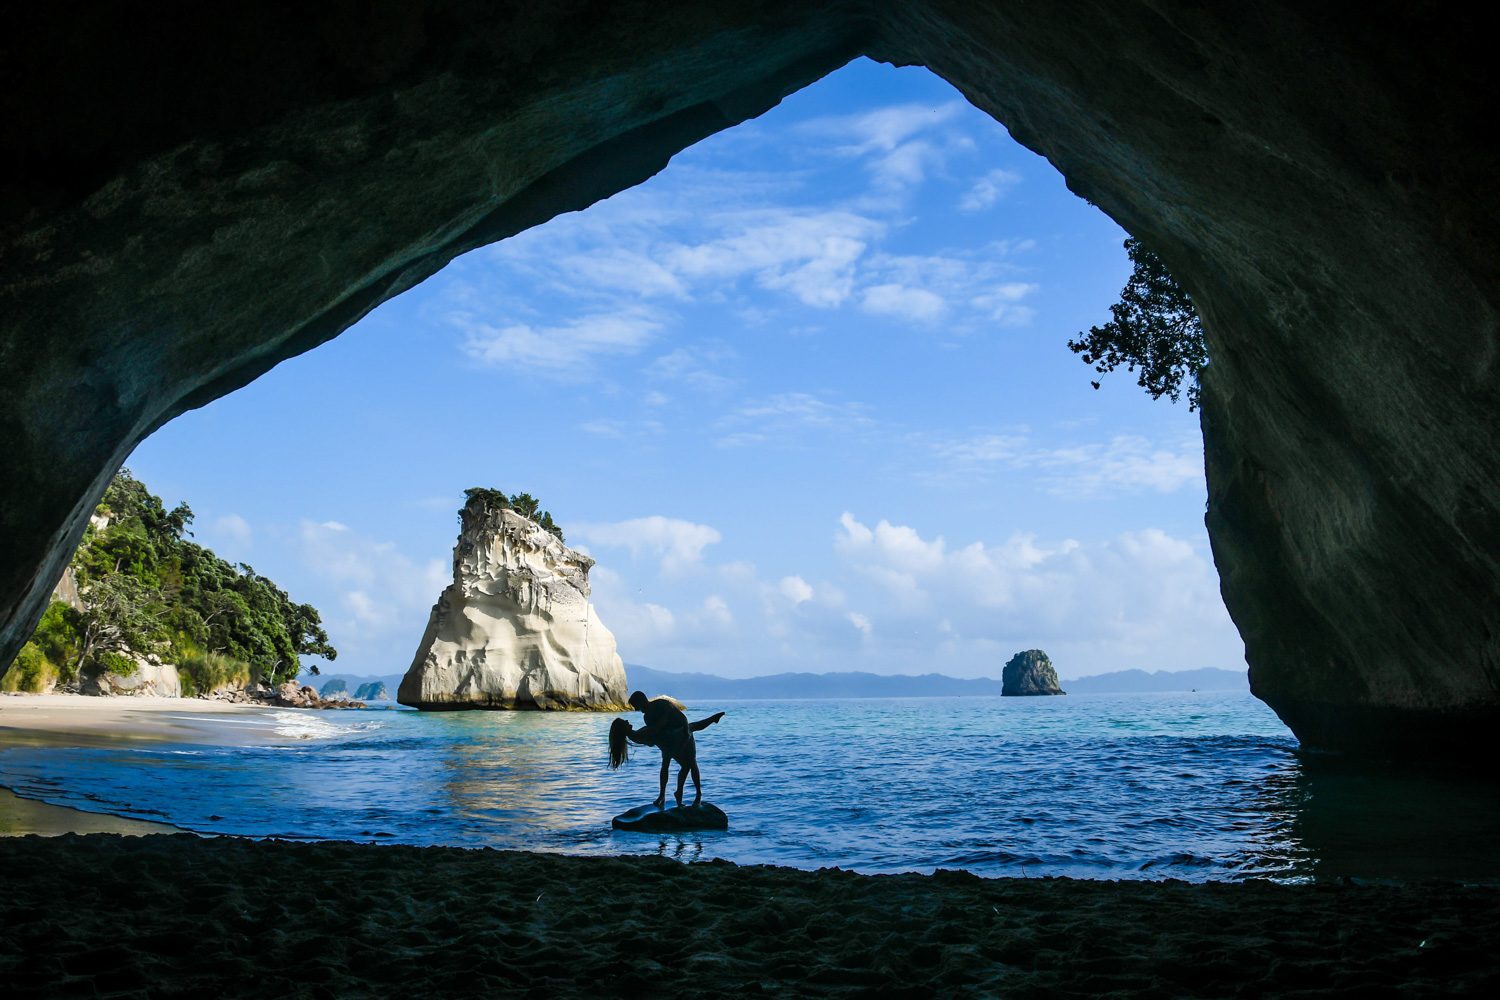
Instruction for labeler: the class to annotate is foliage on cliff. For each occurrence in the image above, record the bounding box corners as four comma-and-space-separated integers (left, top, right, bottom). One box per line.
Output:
1, 470, 335, 693
1068, 238, 1207, 410
463, 487, 565, 543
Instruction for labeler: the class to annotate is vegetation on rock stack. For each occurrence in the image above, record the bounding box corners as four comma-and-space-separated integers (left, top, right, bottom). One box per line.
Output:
1068, 238, 1208, 410
463, 487, 565, 543
0, 470, 336, 693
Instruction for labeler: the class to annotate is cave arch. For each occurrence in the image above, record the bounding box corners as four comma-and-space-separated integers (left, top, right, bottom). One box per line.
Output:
3, 2, 1496, 755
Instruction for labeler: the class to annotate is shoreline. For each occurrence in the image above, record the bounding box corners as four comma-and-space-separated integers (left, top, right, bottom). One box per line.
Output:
0, 691, 301, 748
0, 692, 342, 837
2, 834, 1497, 997
0, 786, 183, 837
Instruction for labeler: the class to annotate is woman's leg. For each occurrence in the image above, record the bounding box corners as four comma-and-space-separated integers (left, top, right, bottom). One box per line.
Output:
655, 750, 670, 807
673, 734, 698, 807
689, 763, 702, 805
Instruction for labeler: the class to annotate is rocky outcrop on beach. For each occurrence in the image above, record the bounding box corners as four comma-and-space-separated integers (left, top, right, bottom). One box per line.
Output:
1002, 650, 1065, 697
271, 681, 363, 710
81, 656, 182, 698
319, 679, 348, 700
398, 494, 628, 711
613, 802, 729, 832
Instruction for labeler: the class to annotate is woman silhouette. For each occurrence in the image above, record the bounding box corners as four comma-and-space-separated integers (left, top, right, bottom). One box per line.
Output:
608, 691, 724, 807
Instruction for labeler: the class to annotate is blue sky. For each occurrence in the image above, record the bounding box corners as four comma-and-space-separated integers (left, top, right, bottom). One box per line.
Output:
126, 59, 1243, 681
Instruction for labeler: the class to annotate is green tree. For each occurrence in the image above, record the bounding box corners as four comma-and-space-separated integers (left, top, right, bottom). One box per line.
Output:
6, 469, 337, 689
74, 572, 163, 674
463, 487, 510, 511
537, 510, 565, 544
1068, 238, 1208, 410
509, 492, 540, 520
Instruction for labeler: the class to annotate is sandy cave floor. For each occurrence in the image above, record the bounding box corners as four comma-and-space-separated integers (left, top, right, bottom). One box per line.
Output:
2, 834, 1499, 998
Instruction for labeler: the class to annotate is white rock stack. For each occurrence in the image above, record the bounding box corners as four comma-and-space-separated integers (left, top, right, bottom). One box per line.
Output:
398, 495, 629, 711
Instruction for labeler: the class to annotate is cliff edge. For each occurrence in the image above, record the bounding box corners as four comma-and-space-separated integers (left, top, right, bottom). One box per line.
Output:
398, 494, 628, 711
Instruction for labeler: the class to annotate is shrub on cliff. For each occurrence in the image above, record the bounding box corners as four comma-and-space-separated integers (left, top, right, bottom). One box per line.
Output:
1069, 238, 1207, 410
464, 487, 566, 543
0, 643, 55, 693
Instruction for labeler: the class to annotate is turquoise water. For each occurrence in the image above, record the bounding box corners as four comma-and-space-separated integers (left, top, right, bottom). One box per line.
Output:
4, 691, 1499, 882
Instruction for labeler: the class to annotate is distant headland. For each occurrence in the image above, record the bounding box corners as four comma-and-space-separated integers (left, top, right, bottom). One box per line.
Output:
624, 663, 1246, 701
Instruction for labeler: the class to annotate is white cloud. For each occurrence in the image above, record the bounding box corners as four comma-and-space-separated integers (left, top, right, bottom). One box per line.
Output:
803, 101, 965, 154
717, 392, 872, 447
959, 168, 1023, 212
558, 248, 688, 299
296, 520, 449, 667
646, 343, 737, 392
830, 513, 1237, 671
700, 594, 734, 628
779, 575, 814, 604
932, 431, 1204, 498
571, 516, 723, 574
664, 210, 883, 308
860, 283, 948, 323
847, 611, 873, 637
836, 512, 946, 575
208, 513, 252, 549
458, 309, 661, 375
857, 253, 1038, 331
799, 101, 970, 193
971, 281, 1039, 325
1043, 435, 1204, 497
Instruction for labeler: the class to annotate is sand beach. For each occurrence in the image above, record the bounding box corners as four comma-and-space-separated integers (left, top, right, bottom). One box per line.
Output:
1, 834, 1498, 997
2, 695, 1499, 997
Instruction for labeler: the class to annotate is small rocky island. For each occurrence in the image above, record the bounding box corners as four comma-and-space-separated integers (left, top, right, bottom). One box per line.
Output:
398, 489, 629, 711
1002, 649, 1066, 696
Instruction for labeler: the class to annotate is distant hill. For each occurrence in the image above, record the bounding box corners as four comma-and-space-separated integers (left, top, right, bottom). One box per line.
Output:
625, 665, 1006, 700
299, 664, 1248, 705
303, 671, 404, 701
624, 664, 1246, 700
1063, 667, 1246, 693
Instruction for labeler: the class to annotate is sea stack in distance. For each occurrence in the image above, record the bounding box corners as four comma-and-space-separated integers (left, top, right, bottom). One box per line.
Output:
1002, 649, 1066, 696
398, 490, 628, 710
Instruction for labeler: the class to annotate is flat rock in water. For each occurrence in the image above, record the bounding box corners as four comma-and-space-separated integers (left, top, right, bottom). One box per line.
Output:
612, 802, 728, 832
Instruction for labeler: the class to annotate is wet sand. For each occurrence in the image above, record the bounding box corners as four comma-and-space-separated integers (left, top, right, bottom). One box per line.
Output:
0, 693, 307, 837
0, 692, 293, 749
0, 788, 179, 837
1, 834, 1497, 998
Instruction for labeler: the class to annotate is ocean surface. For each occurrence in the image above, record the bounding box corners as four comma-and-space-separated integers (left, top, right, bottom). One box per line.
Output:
4, 691, 1499, 883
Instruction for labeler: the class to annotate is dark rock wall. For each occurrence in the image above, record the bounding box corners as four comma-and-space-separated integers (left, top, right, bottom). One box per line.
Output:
870, 2, 1499, 753
3, 2, 1496, 754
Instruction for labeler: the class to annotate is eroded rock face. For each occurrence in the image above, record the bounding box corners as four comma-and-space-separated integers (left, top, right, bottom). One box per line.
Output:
3, 2, 1497, 754
82, 658, 183, 698
398, 498, 628, 711
1001, 650, 1065, 697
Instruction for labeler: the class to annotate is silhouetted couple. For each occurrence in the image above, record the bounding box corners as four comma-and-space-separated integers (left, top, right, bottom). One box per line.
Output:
608, 690, 724, 808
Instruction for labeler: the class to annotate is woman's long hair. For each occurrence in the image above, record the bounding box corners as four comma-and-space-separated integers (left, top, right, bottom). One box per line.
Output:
608, 717, 632, 769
